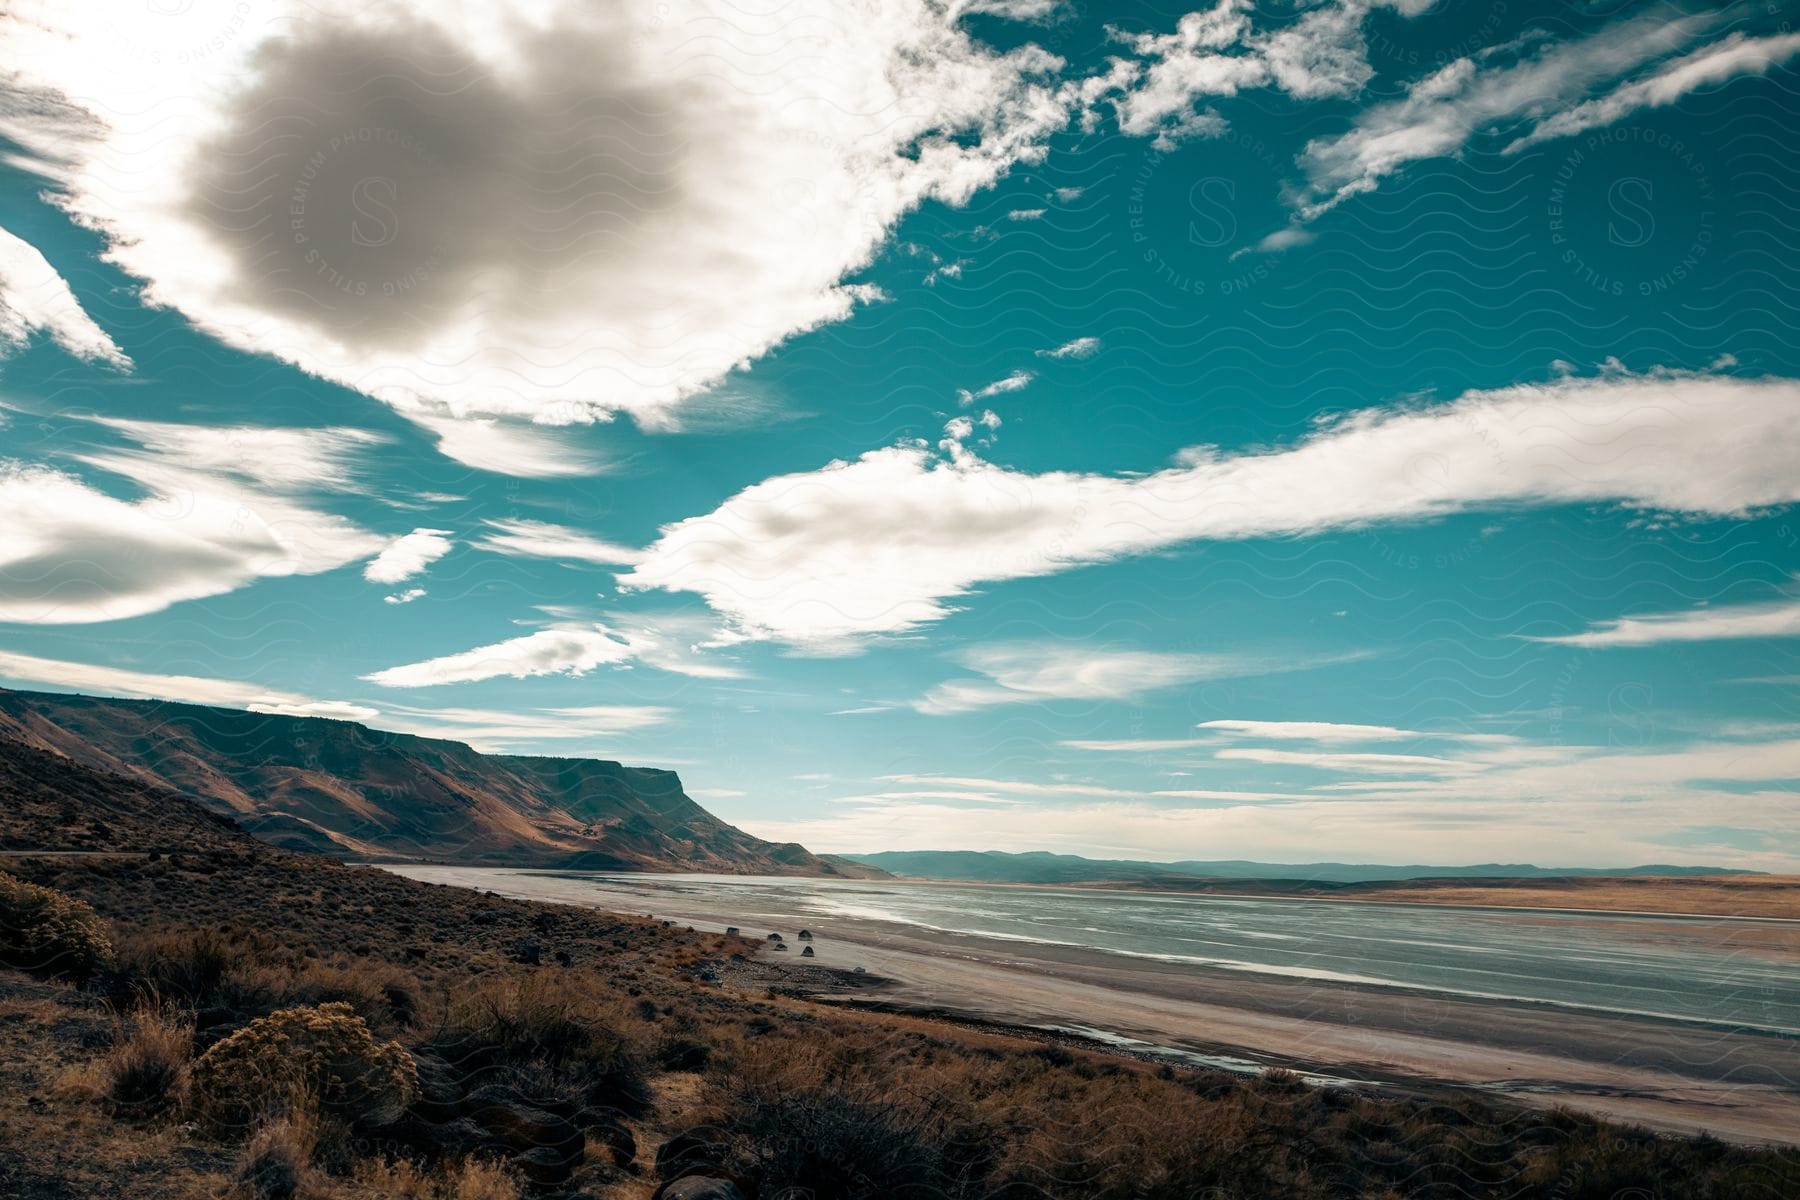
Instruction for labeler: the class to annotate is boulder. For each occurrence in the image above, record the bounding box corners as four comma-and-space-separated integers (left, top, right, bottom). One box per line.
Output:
515, 1143, 580, 1187
576, 1109, 637, 1166
657, 1177, 747, 1200
656, 1127, 729, 1178
468, 1095, 584, 1165
796, 929, 812, 940
800, 945, 815, 957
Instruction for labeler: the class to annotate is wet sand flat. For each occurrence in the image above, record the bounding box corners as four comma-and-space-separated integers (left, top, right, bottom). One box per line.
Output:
384, 865, 1800, 1144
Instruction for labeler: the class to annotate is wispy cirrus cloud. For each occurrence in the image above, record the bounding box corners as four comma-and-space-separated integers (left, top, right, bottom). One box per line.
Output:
1195, 719, 1517, 744
472, 518, 642, 567
914, 644, 1351, 715
1063, 720, 1516, 753
1504, 31, 1800, 154
368, 702, 673, 750
0, 226, 129, 367
956, 369, 1035, 407
740, 733, 1800, 870
1290, 7, 1714, 219
362, 627, 639, 688
364, 611, 744, 687
622, 368, 1800, 650
1526, 596, 1800, 648
0, 416, 391, 624
1036, 335, 1100, 359
0, 648, 378, 721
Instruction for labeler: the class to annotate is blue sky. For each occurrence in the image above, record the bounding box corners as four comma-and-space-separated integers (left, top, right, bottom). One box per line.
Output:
1, 0, 1797, 868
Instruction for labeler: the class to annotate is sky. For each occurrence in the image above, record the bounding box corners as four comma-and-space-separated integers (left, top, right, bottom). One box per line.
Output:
0, 0, 1797, 870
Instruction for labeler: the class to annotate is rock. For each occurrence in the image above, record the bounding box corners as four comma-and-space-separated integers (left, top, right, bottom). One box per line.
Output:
796, 929, 813, 940
408, 1052, 466, 1123
514, 1143, 580, 1187
800, 945, 815, 957
382, 1115, 488, 1160
657, 1177, 747, 1200
468, 1096, 584, 1166
656, 1127, 728, 1177
724, 926, 739, 935
576, 1109, 637, 1166
766, 932, 783, 941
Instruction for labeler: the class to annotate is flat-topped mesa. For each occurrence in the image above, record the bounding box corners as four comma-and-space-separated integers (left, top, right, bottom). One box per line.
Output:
0, 686, 881, 877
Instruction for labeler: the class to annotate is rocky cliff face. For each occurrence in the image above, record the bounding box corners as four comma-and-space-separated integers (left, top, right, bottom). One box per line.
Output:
0, 687, 857, 874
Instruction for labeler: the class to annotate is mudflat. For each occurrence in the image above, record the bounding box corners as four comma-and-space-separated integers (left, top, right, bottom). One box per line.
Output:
385, 866, 1800, 1145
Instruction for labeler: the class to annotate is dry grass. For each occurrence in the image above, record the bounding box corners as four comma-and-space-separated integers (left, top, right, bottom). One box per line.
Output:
345, 1157, 522, 1200
235, 1110, 318, 1200
100, 1004, 193, 1119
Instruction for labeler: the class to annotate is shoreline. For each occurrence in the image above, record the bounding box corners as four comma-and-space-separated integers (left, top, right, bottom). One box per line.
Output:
383, 864, 1800, 1145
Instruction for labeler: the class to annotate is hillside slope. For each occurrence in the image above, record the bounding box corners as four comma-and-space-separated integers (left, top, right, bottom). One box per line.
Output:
0, 687, 849, 874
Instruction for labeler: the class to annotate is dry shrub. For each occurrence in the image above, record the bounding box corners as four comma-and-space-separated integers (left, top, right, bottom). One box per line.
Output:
227, 958, 419, 1035
235, 1110, 317, 1200
113, 926, 247, 1004
0, 870, 113, 982
351, 1157, 522, 1200
441, 971, 650, 1115
103, 1005, 193, 1119
190, 1002, 418, 1136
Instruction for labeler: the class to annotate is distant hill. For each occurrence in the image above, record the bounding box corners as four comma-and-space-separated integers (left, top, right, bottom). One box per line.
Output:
0, 686, 873, 875
844, 849, 1755, 885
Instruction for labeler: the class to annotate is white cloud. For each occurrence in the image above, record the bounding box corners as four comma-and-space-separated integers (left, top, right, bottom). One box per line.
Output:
1061, 737, 1216, 753
363, 528, 452, 584
956, 368, 1035, 406
1196, 719, 1515, 744
1, 0, 1073, 451
0, 648, 376, 720
85, 419, 387, 492
404, 414, 608, 480
1213, 747, 1476, 774
0, 425, 383, 623
368, 702, 672, 750
622, 368, 1800, 649
1064, 720, 1516, 752
1007, 207, 1047, 221
1291, 8, 1712, 218
364, 614, 743, 687
384, 588, 426, 605
915, 643, 1300, 715
473, 518, 643, 567
0, 226, 129, 367
362, 627, 639, 688
740, 733, 1800, 870
1526, 597, 1800, 648
1095, 0, 1423, 151
1036, 335, 1100, 359
1506, 32, 1800, 153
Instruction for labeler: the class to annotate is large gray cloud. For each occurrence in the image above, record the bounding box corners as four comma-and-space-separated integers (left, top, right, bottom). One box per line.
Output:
2, 0, 1071, 468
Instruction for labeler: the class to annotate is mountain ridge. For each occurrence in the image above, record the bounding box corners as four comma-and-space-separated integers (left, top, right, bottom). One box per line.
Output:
0, 686, 877, 876
845, 848, 1757, 885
